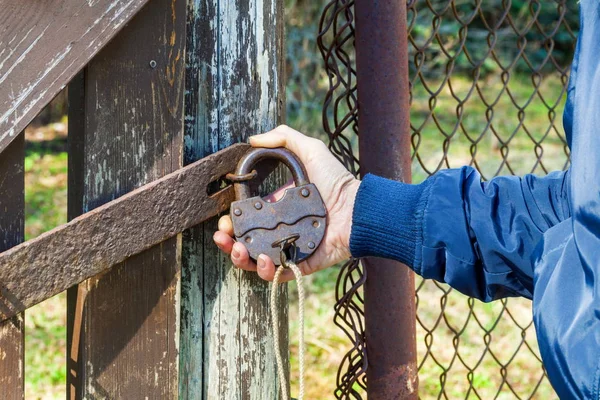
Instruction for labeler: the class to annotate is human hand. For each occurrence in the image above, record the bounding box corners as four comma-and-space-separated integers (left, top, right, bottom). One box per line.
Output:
213, 125, 360, 282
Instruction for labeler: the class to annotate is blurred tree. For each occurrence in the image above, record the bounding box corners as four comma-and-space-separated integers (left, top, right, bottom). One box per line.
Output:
285, 0, 328, 134
408, 0, 579, 77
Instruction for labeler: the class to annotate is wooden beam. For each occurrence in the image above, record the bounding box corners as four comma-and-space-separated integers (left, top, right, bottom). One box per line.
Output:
67, 0, 186, 397
0, 133, 24, 399
0, 144, 249, 322
179, 0, 288, 398
0, 0, 150, 156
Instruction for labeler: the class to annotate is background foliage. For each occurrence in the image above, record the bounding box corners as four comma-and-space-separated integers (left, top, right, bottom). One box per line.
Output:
285, 0, 579, 131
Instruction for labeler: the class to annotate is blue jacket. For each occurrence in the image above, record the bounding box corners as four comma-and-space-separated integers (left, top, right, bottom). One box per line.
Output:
350, 2, 600, 398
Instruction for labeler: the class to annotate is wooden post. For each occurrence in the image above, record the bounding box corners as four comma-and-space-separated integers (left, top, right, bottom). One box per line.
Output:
0, 133, 24, 399
179, 0, 287, 398
67, 0, 186, 398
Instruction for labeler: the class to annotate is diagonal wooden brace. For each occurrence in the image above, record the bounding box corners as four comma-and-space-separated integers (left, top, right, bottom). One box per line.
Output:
0, 143, 250, 322
0, 0, 151, 155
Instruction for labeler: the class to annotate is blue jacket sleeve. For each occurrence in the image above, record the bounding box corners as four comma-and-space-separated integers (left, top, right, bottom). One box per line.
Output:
350, 168, 570, 302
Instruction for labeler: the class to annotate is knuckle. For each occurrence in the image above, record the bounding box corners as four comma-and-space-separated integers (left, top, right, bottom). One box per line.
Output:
275, 125, 292, 136
314, 138, 328, 151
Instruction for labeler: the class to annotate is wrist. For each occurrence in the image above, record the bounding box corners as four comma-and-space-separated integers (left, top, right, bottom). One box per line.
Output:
349, 174, 432, 267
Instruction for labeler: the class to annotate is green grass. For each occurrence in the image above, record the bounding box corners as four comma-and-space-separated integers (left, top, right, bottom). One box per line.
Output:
23, 141, 68, 400
24, 151, 68, 241
25, 293, 66, 400
23, 71, 565, 398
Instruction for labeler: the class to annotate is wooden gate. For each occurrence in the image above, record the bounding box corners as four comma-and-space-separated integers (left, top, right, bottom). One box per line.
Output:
0, 0, 287, 398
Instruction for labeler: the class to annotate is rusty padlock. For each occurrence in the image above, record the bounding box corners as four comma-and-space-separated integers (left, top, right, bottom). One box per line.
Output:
228, 147, 327, 265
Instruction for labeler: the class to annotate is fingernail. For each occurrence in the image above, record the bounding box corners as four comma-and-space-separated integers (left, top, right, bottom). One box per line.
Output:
257, 255, 266, 269
232, 248, 240, 259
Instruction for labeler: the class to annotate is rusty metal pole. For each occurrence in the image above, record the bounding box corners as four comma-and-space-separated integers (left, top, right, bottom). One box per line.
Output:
354, 0, 418, 398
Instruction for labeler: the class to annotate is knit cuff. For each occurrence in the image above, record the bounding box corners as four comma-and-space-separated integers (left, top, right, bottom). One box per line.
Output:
349, 174, 432, 268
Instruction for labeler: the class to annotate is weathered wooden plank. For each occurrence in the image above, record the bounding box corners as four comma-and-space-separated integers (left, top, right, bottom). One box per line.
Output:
0, 133, 24, 399
66, 0, 186, 398
179, 0, 287, 398
0, 144, 249, 322
0, 0, 150, 156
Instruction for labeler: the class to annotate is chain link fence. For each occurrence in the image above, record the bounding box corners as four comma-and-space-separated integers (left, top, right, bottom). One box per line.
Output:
316, 0, 578, 398
317, 1, 364, 397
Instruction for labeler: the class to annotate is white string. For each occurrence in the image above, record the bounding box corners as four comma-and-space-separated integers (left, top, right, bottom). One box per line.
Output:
271, 260, 305, 400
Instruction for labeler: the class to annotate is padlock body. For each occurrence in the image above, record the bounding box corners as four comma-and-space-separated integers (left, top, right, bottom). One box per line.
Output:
230, 184, 327, 265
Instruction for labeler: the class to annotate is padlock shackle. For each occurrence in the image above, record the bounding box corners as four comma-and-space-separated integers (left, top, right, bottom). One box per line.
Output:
233, 147, 310, 200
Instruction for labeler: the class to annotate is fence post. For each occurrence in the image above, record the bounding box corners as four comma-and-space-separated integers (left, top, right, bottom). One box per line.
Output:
354, 0, 419, 398
178, 0, 287, 398
67, 0, 186, 397
0, 134, 24, 399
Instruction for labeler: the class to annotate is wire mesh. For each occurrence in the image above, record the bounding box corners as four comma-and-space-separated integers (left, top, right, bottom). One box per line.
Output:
318, 0, 578, 398
317, 2, 366, 398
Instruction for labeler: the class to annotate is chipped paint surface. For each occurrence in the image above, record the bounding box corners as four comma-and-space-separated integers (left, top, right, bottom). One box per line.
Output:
0, 0, 150, 155
179, 0, 286, 398
0, 134, 25, 398
66, 0, 186, 398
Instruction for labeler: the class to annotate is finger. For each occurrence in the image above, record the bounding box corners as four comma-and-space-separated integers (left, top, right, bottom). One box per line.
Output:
249, 125, 305, 156
213, 231, 235, 254
231, 242, 257, 271
249, 130, 286, 148
263, 180, 294, 202
256, 254, 297, 282
218, 215, 234, 236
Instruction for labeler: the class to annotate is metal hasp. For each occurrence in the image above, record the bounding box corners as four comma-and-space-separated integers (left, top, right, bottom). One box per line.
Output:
355, 0, 419, 398
229, 147, 327, 265
0, 143, 250, 322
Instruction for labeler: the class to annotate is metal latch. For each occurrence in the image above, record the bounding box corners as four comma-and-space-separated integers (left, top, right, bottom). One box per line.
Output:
0, 144, 250, 322
228, 147, 327, 265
